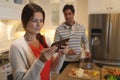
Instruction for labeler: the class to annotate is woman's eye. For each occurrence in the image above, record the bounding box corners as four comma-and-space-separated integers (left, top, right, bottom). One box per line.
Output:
31, 19, 37, 22
31, 19, 44, 22
40, 20, 44, 22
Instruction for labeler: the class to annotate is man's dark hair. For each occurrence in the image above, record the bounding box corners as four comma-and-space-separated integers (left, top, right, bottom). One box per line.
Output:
63, 4, 75, 14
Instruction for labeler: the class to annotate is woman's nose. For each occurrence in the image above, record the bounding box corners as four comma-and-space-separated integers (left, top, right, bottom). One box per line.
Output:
37, 21, 40, 27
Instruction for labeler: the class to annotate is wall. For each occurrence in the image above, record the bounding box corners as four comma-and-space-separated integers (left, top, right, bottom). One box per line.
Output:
75, 0, 88, 36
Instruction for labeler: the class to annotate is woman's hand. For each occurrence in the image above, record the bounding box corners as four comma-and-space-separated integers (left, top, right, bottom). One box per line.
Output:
58, 45, 70, 55
39, 46, 57, 63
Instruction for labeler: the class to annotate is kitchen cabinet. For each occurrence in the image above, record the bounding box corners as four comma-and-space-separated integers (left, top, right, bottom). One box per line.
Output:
0, 0, 28, 52
0, 63, 13, 80
88, 0, 120, 14
110, 0, 120, 12
0, 0, 28, 20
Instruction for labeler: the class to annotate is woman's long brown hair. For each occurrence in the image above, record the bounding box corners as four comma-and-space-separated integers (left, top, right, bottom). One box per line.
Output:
36, 33, 48, 48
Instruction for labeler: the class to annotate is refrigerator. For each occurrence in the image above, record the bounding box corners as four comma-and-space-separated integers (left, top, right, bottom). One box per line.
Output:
89, 14, 120, 66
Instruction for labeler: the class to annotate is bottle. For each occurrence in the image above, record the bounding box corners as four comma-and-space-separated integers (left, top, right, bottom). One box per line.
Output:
85, 58, 93, 69
79, 58, 84, 68
79, 48, 86, 68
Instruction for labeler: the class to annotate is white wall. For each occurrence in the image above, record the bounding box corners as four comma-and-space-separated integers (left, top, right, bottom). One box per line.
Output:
75, 0, 88, 36
75, 0, 88, 27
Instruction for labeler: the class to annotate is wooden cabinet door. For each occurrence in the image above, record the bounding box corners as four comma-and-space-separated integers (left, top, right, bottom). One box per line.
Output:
88, 0, 110, 13
110, 0, 120, 13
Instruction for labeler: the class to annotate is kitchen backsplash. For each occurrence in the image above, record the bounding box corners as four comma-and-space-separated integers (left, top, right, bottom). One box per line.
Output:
0, 21, 10, 52
0, 20, 22, 52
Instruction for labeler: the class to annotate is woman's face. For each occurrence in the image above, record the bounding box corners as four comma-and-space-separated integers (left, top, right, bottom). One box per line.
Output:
25, 12, 44, 34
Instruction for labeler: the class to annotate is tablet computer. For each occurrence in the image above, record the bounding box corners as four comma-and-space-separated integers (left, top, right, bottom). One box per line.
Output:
51, 38, 69, 52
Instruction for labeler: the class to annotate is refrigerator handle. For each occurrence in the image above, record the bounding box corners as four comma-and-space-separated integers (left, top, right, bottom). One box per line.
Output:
109, 22, 112, 52
106, 15, 110, 58
106, 22, 109, 55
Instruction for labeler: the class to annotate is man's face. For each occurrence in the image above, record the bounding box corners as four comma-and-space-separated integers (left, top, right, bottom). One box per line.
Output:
63, 9, 74, 23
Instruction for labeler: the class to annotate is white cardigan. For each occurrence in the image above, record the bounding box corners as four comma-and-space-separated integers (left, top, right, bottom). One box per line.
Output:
9, 37, 65, 80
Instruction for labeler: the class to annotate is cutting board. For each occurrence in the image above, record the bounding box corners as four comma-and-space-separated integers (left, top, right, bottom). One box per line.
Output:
68, 68, 100, 80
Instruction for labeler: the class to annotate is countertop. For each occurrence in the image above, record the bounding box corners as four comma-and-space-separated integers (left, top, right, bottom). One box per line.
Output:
56, 63, 101, 80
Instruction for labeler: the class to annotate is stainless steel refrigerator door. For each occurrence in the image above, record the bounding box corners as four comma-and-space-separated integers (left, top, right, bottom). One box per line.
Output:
108, 14, 120, 61
89, 14, 109, 59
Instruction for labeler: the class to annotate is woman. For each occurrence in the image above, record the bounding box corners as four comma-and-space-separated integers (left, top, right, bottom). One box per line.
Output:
9, 3, 67, 80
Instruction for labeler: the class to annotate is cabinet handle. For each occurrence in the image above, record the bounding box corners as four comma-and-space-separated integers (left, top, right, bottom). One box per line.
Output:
110, 7, 112, 9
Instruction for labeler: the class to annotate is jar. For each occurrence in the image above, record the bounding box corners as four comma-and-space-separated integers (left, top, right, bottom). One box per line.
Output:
79, 58, 93, 70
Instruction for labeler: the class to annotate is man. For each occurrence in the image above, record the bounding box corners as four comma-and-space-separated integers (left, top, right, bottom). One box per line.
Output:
54, 4, 91, 73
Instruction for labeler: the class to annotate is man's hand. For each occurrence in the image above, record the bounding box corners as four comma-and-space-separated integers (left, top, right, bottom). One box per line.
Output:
85, 52, 91, 58
67, 49, 76, 55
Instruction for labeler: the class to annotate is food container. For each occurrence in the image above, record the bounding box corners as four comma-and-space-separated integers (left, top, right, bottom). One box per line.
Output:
79, 58, 93, 70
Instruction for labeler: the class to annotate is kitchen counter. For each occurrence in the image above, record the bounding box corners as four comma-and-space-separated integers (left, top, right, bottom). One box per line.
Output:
56, 63, 101, 80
